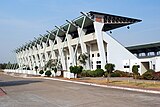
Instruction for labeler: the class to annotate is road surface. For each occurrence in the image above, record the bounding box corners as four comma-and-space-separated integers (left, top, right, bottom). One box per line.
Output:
0, 73, 160, 107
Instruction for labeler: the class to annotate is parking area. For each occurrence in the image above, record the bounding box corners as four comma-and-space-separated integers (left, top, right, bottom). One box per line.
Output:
0, 73, 160, 107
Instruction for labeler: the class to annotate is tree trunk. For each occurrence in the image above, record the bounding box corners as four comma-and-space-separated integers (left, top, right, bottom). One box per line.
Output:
107, 73, 110, 84
135, 75, 137, 83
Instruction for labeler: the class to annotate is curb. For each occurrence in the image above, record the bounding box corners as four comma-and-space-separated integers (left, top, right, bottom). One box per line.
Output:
7, 73, 160, 94
43, 77, 160, 94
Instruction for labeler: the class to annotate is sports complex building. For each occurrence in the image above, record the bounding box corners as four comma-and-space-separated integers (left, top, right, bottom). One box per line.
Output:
6, 11, 160, 76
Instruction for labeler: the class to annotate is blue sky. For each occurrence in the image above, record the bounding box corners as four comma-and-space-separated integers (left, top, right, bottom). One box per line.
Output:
0, 0, 160, 63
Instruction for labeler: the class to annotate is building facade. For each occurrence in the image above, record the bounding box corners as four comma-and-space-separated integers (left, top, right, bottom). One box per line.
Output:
15, 11, 143, 74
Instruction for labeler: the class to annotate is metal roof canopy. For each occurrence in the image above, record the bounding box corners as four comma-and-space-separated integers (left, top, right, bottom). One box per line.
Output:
126, 42, 160, 53
16, 11, 141, 52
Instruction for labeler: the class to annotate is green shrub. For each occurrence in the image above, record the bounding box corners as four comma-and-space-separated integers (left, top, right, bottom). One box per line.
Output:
94, 69, 104, 77
104, 70, 132, 77
52, 67, 57, 73
88, 70, 96, 77
142, 69, 155, 80
45, 70, 52, 77
81, 70, 91, 77
69, 66, 83, 77
39, 70, 44, 74
111, 72, 121, 77
84, 69, 104, 77
153, 71, 160, 80
114, 70, 133, 77
77, 66, 83, 74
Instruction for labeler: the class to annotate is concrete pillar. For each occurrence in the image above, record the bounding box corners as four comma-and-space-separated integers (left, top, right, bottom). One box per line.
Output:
93, 22, 106, 69
66, 33, 75, 67
77, 28, 90, 69
56, 36, 66, 70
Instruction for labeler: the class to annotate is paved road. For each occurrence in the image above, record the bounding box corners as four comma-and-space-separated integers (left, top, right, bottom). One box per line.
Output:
0, 73, 160, 107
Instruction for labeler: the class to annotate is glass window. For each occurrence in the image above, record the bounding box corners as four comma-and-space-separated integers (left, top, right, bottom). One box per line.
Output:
97, 53, 100, 57
97, 65, 101, 69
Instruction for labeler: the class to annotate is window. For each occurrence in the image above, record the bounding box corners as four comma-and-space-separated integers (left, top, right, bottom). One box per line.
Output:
97, 53, 100, 57
96, 61, 101, 64
124, 66, 130, 68
96, 65, 101, 69
92, 54, 94, 57
153, 64, 155, 70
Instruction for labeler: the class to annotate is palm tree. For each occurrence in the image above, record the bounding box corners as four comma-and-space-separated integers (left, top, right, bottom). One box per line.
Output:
132, 65, 139, 83
44, 59, 56, 70
78, 53, 88, 68
105, 63, 115, 84
35, 66, 38, 74
45, 59, 58, 76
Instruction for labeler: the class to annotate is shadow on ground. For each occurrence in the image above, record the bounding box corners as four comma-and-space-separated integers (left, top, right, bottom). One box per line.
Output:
0, 80, 42, 87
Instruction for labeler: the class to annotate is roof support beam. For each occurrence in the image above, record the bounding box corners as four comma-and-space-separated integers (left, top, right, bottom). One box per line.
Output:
56, 28, 67, 70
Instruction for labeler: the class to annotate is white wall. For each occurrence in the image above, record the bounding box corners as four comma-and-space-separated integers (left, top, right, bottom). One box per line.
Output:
102, 32, 138, 70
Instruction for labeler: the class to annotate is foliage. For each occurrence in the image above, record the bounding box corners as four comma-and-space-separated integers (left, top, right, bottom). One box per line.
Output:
35, 66, 38, 71
132, 65, 139, 75
81, 70, 91, 77
27, 67, 30, 70
111, 72, 121, 77
132, 65, 139, 80
81, 69, 104, 77
45, 70, 52, 77
105, 63, 115, 83
69, 66, 83, 77
105, 63, 115, 74
112, 70, 133, 77
44, 59, 57, 70
88, 70, 96, 77
142, 69, 155, 80
52, 67, 57, 73
78, 53, 88, 66
94, 69, 104, 77
0, 63, 7, 69
153, 71, 160, 80
39, 70, 44, 74
1, 63, 19, 69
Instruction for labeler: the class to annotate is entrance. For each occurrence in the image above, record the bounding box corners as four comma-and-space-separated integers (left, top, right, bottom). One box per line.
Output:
141, 62, 149, 74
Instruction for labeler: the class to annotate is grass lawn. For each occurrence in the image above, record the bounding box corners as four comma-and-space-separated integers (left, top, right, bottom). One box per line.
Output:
77, 78, 160, 90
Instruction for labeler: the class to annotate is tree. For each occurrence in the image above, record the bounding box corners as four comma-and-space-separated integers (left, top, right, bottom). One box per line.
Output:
69, 66, 83, 78
0, 63, 7, 69
52, 67, 57, 75
44, 59, 56, 70
132, 65, 139, 82
35, 66, 38, 74
78, 53, 88, 68
105, 63, 115, 84
45, 59, 59, 77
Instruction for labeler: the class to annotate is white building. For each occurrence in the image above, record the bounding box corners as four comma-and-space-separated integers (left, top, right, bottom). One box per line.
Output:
124, 42, 160, 74
14, 11, 147, 74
